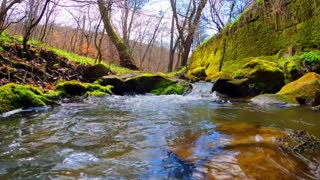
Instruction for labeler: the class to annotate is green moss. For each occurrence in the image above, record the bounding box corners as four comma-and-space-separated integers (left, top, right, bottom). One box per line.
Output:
0, 83, 55, 113
187, 0, 320, 81
86, 90, 107, 97
56, 80, 113, 96
151, 81, 189, 95
232, 58, 282, 78
190, 67, 206, 78
231, 58, 285, 93
277, 72, 320, 105
278, 57, 301, 83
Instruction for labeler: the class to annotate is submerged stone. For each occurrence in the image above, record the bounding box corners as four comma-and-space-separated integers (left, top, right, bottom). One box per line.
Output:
277, 72, 320, 106
251, 94, 298, 106
277, 130, 320, 153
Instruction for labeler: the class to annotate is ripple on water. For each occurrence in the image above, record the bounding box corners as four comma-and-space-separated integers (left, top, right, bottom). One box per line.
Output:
0, 83, 320, 179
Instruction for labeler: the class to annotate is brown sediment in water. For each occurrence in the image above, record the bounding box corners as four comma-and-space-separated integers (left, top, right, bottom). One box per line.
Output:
170, 122, 315, 179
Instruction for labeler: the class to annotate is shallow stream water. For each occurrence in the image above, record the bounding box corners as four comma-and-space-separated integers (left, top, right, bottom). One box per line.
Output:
0, 83, 320, 179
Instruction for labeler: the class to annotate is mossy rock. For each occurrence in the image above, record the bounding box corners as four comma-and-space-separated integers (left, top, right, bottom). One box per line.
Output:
0, 83, 56, 114
190, 67, 206, 79
56, 80, 113, 97
96, 73, 192, 95
278, 58, 301, 83
151, 80, 192, 95
212, 77, 256, 97
251, 94, 298, 106
232, 59, 285, 94
83, 64, 112, 81
277, 72, 320, 106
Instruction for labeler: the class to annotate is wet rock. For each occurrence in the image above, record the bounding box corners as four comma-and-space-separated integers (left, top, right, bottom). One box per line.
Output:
277, 72, 320, 106
96, 73, 192, 95
212, 77, 256, 97
232, 59, 285, 95
190, 67, 206, 80
211, 59, 285, 98
251, 94, 298, 106
312, 105, 320, 111
83, 64, 113, 82
55, 80, 112, 97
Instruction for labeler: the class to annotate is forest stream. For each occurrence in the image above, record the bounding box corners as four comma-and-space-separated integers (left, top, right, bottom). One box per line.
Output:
0, 83, 320, 179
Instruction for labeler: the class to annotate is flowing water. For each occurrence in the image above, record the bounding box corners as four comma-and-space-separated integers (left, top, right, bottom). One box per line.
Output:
1, 83, 320, 179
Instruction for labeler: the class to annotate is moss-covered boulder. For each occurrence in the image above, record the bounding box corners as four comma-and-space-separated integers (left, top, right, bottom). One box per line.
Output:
187, 67, 206, 80
0, 83, 56, 114
251, 94, 298, 106
232, 59, 285, 94
83, 64, 113, 82
187, 0, 320, 81
56, 80, 113, 97
96, 73, 192, 95
212, 77, 254, 97
276, 72, 320, 106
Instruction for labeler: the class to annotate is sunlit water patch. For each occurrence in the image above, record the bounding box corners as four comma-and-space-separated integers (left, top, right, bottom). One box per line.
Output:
0, 83, 320, 179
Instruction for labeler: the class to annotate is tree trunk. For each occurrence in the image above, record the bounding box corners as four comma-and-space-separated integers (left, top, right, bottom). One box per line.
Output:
167, 14, 175, 72
97, 0, 138, 70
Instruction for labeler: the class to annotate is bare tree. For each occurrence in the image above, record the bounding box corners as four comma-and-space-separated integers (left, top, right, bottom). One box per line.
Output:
97, 0, 138, 70
93, 17, 106, 63
0, 0, 24, 34
170, 0, 208, 68
38, 0, 59, 42
202, 0, 254, 32
22, 0, 50, 51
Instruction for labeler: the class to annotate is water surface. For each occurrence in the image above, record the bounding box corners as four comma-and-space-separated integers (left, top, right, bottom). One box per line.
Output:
0, 83, 319, 179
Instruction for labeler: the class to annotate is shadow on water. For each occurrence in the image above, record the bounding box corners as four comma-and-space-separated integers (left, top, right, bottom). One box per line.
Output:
0, 82, 320, 179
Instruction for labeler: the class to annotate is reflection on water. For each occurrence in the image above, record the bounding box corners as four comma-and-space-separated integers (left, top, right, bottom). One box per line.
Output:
0, 83, 319, 179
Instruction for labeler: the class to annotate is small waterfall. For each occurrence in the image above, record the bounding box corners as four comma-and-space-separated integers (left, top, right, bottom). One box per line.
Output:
187, 82, 216, 99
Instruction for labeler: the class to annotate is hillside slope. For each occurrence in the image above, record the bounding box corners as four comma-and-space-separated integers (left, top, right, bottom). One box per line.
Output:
188, 0, 320, 81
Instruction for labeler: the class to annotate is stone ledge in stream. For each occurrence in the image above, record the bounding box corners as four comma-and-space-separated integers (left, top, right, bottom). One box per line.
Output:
251, 72, 320, 107
211, 59, 285, 98
96, 73, 192, 95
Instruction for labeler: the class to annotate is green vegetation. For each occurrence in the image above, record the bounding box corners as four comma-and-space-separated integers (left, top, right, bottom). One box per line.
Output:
0, 32, 11, 45
168, 66, 187, 76
188, 0, 320, 82
151, 80, 190, 95
0, 83, 56, 114
277, 72, 320, 106
55, 80, 113, 97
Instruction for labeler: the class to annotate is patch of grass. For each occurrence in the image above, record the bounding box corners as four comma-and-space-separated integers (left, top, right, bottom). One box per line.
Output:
50, 48, 95, 64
